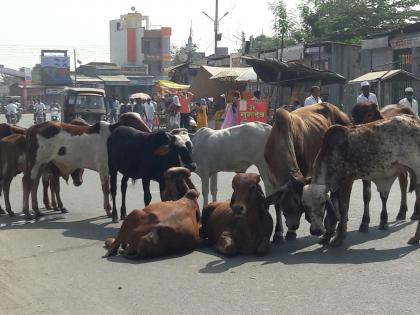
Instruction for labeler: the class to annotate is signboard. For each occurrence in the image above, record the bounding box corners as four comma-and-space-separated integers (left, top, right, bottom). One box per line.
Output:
41, 55, 71, 85
390, 34, 420, 50
46, 88, 63, 95
23, 67, 32, 85
239, 99, 268, 123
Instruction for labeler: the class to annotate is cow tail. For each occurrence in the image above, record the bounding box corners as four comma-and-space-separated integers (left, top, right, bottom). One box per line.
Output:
200, 205, 216, 239
408, 170, 417, 193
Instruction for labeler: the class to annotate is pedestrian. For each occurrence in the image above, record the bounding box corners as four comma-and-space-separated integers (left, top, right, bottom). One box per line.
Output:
167, 95, 181, 131
357, 81, 378, 105
144, 98, 156, 129
399, 87, 418, 116
119, 101, 131, 117
109, 96, 119, 123
177, 91, 194, 129
252, 90, 262, 101
221, 91, 240, 129
133, 98, 146, 120
196, 98, 208, 129
4, 99, 18, 123
304, 86, 322, 106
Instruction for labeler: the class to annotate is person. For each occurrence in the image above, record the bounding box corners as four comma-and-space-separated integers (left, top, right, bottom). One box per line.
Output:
357, 81, 378, 104
167, 95, 181, 131
177, 91, 194, 129
144, 98, 156, 129
221, 91, 240, 129
252, 90, 262, 101
399, 87, 418, 116
119, 101, 131, 117
108, 96, 119, 123
4, 99, 18, 123
196, 98, 208, 129
133, 98, 146, 120
304, 86, 322, 106
33, 99, 46, 122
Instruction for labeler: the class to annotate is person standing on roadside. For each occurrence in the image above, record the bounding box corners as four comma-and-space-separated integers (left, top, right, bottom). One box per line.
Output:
357, 81, 378, 105
304, 86, 322, 106
144, 98, 156, 130
177, 91, 194, 129
399, 87, 418, 116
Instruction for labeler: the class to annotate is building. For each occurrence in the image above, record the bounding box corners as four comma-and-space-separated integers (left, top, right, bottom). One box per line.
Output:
360, 22, 420, 104
110, 8, 171, 80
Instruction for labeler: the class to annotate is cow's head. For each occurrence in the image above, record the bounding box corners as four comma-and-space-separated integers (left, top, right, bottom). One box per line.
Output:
265, 174, 311, 231
161, 167, 197, 201
351, 102, 381, 125
70, 168, 84, 187
230, 173, 265, 217
118, 112, 150, 132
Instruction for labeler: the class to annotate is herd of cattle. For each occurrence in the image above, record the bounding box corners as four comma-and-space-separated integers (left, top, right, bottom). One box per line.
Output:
1, 102, 420, 260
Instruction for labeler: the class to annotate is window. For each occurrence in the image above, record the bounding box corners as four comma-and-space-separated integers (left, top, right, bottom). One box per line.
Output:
116, 22, 121, 31
394, 49, 413, 72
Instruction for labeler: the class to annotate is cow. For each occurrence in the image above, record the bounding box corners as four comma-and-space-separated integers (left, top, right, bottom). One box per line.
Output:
191, 122, 274, 206
352, 102, 420, 231
107, 126, 196, 222
264, 103, 351, 242
200, 173, 273, 257
22, 114, 148, 219
104, 169, 200, 259
161, 167, 196, 201
302, 115, 420, 246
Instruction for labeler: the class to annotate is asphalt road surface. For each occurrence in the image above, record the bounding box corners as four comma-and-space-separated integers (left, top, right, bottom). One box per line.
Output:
1, 115, 419, 315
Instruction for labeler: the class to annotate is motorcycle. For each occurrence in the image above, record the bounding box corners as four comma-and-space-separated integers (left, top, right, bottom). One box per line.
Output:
50, 107, 60, 121
8, 112, 18, 125
34, 110, 45, 124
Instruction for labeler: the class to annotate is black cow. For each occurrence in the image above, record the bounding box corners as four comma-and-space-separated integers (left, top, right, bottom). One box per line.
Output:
107, 126, 196, 223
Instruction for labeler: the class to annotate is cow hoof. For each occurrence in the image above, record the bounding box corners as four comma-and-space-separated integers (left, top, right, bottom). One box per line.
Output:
35, 212, 44, 217
396, 212, 407, 221
358, 223, 369, 233
60, 208, 68, 214
330, 237, 344, 247
410, 213, 420, 221
24, 213, 33, 220
45, 205, 52, 210
112, 217, 119, 223
8, 211, 16, 217
379, 223, 389, 230
272, 234, 284, 244
107, 212, 113, 218
318, 236, 331, 246
285, 232, 297, 241
407, 237, 419, 245
0, 208, 6, 215
120, 215, 126, 221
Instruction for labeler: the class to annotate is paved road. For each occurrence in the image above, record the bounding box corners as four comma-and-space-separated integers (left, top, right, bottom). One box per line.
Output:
1, 115, 419, 314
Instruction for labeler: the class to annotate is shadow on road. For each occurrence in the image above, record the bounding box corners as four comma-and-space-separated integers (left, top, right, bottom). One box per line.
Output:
198, 220, 419, 274
0, 210, 119, 241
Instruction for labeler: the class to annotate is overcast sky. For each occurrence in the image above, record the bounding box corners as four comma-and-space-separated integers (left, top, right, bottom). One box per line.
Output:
0, 0, 301, 70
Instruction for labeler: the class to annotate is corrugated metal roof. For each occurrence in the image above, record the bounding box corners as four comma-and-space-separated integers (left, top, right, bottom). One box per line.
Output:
97, 75, 130, 84
348, 70, 420, 84
202, 65, 251, 76
70, 75, 103, 82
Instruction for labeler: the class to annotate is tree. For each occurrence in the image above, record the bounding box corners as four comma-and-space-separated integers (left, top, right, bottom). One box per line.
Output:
170, 43, 198, 66
0, 74, 20, 86
300, 0, 420, 43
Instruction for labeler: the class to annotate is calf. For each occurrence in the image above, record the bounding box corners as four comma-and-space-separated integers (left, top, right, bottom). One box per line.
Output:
302, 115, 420, 246
107, 127, 196, 222
200, 173, 273, 257
352, 102, 420, 230
104, 188, 201, 259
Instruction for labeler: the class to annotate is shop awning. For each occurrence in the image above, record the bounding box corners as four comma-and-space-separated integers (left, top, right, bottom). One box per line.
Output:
158, 80, 190, 90
348, 69, 420, 84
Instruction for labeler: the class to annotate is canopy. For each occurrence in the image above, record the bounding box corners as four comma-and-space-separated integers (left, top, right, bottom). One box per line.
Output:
348, 69, 420, 84
242, 56, 347, 86
210, 69, 242, 81
129, 92, 150, 100
158, 80, 190, 90
235, 68, 257, 82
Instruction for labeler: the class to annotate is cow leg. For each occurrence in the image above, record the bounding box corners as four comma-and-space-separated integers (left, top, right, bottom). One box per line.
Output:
210, 173, 218, 202
408, 218, 420, 245
359, 180, 371, 232
142, 178, 152, 206
109, 171, 118, 223
120, 175, 129, 220
411, 184, 420, 221
201, 175, 210, 207
379, 192, 389, 230
272, 204, 284, 244
3, 178, 16, 217
52, 174, 66, 213
22, 174, 33, 218
319, 209, 338, 245
42, 176, 52, 210
30, 173, 43, 217
215, 231, 237, 257
330, 182, 353, 247
396, 172, 408, 220
101, 173, 112, 218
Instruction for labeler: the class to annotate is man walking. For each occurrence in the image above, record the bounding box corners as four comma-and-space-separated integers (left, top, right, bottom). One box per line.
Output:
178, 91, 194, 129
399, 87, 418, 116
144, 98, 156, 130
357, 81, 378, 104
304, 86, 322, 106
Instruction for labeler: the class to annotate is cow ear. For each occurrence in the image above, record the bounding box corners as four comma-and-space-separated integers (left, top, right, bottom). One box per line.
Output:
154, 145, 170, 156
265, 190, 285, 207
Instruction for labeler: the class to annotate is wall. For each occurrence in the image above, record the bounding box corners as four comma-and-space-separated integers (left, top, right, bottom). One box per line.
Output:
110, 20, 128, 66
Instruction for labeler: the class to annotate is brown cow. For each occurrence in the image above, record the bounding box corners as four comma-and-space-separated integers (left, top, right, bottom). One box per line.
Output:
161, 167, 196, 201
352, 102, 420, 231
200, 173, 273, 257
264, 103, 351, 241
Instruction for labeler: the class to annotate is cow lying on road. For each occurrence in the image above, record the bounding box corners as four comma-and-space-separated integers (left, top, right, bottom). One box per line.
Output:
107, 126, 196, 222
352, 102, 420, 230
104, 167, 200, 259
264, 103, 351, 242
302, 115, 420, 246
200, 173, 273, 257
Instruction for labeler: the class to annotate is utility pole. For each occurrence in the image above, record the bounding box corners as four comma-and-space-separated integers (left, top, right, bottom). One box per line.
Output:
203, 0, 229, 56
74, 49, 77, 87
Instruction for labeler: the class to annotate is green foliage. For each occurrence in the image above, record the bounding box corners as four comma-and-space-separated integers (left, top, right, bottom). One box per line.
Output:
170, 44, 198, 66
300, 0, 420, 43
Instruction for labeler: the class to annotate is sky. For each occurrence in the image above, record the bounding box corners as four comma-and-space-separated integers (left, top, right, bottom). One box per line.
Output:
0, 0, 301, 70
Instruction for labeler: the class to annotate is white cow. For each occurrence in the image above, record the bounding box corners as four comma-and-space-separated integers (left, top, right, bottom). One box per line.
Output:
192, 122, 274, 206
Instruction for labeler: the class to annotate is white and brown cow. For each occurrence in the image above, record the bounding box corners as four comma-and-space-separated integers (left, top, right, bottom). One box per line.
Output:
302, 115, 420, 246
22, 114, 147, 218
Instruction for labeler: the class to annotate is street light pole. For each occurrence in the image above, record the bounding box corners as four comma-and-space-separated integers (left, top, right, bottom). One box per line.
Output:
203, 0, 228, 56
74, 49, 77, 87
